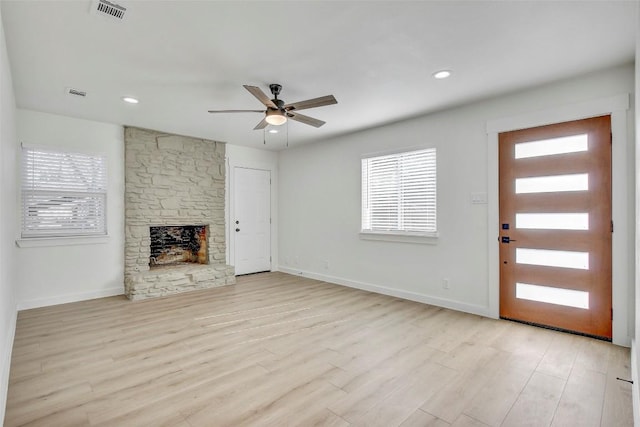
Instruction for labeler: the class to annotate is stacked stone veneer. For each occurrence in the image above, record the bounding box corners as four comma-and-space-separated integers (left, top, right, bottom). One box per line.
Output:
124, 127, 235, 300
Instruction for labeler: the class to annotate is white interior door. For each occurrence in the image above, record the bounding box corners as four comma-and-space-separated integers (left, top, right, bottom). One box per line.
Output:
234, 167, 271, 275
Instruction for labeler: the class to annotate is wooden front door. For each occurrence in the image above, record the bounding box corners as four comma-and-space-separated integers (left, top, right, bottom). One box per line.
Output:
499, 115, 612, 339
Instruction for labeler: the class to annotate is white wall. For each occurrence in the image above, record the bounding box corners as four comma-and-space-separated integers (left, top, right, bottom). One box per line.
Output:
15, 110, 124, 309
226, 144, 278, 271
0, 6, 18, 424
279, 64, 634, 343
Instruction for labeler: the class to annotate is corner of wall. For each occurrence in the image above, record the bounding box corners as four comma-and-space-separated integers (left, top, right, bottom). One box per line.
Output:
0, 4, 19, 423
634, 3, 640, 424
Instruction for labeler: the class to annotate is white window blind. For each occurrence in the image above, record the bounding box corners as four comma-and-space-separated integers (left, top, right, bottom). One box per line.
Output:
21, 145, 107, 238
362, 148, 436, 234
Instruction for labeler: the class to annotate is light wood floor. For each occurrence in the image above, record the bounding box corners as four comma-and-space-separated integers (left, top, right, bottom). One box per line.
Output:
5, 272, 633, 427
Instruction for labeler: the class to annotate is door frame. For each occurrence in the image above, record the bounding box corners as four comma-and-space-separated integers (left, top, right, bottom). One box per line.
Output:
486, 93, 631, 346
226, 158, 278, 273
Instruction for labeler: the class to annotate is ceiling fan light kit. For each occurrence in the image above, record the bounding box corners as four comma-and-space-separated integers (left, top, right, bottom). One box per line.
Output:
208, 83, 337, 134
265, 108, 287, 126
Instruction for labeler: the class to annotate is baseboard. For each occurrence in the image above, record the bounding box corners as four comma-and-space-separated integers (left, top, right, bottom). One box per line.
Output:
17, 287, 124, 311
277, 267, 491, 317
632, 339, 639, 427
0, 304, 17, 426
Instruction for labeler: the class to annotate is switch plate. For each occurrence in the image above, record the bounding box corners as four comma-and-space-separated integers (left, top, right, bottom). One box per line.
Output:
471, 192, 488, 204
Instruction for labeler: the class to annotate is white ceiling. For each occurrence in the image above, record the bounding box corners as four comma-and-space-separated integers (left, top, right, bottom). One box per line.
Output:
1, 1, 637, 150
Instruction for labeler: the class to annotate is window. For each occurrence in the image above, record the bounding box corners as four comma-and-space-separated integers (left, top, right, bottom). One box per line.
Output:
21, 145, 107, 238
361, 148, 436, 240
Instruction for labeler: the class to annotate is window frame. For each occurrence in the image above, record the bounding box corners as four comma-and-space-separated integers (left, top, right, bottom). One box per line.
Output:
19, 144, 108, 242
360, 146, 438, 244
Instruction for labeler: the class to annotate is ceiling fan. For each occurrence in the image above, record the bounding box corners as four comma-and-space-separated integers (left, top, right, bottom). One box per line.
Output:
208, 84, 337, 130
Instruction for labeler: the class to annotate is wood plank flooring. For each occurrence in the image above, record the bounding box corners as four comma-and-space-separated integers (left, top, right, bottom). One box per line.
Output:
4, 272, 634, 426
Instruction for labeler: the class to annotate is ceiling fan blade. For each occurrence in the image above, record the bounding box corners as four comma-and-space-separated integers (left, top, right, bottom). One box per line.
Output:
253, 117, 269, 130
243, 85, 277, 109
287, 112, 326, 128
284, 95, 337, 112
208, 109, 264, 113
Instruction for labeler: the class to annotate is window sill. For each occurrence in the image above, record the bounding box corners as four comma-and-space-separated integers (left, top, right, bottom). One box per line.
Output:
16, 235, 110, 248
359, 231, 439, 245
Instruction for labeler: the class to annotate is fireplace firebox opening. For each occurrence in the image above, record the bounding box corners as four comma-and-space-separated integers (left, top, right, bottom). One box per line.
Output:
149, 225, 208, 267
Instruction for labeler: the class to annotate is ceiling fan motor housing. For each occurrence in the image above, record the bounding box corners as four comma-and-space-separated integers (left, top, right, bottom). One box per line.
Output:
269, 83, 282, 97
272, 99, 285, 110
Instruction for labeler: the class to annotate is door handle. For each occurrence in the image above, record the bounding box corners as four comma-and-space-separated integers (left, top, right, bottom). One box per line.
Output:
500, 236, 516, 243
235, 228, 240, 232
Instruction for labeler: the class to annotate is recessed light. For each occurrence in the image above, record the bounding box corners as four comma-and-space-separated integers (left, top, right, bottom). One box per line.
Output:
433, 70, 452, 79
268, 129, 279, 134
122, 96, 139, 104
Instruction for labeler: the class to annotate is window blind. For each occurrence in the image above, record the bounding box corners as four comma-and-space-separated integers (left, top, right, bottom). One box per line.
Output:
362, 148, 436, 234
21, 146, 107, 237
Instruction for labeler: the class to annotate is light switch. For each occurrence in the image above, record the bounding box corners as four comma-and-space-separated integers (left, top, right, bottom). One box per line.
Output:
471, 192, 488, 204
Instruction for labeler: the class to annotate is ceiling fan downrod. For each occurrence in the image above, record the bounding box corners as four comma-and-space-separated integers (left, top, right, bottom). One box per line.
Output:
269, 84, 285, 110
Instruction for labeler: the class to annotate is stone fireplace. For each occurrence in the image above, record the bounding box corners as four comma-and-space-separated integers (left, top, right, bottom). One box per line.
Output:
124, 127, 235, 300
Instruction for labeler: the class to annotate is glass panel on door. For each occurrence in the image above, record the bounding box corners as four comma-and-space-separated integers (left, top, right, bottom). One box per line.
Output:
516, 248, 589, 270
516, 282, 589, 309
515, 134, 588, 159
515, 173, 588, 194
515, 213, 589, 230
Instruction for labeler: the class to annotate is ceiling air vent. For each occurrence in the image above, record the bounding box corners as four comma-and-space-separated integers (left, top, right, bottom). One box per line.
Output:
91, 0, 126, 21
66, 87, 87, 98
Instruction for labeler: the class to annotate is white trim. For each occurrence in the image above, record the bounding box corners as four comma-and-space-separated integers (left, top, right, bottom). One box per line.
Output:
16, 235, 109, 248
17, 286, 123, 311
359, 231, 438, 244
632, 339, 639, 426
277, 266, 491, 317
486, 93, 631, 347
0, 306, 17, 426
486, 94, 629, 134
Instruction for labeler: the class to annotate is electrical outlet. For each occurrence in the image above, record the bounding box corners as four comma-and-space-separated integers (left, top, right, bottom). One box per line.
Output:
294, 256, 299, 266
323, 260, 329, 270
442, 278, 450, 289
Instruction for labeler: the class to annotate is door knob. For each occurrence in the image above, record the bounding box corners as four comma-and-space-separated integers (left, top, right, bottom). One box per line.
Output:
235, 228, 240, 232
